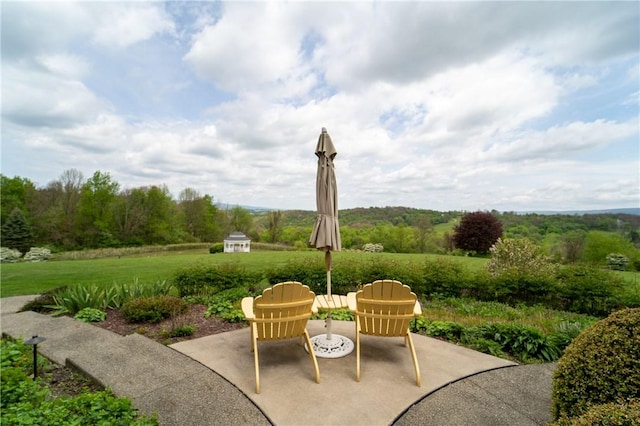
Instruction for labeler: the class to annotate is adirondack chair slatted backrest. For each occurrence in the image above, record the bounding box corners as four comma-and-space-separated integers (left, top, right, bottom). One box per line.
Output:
348, 279, 422, 386
253, 282, 315, 341
242, 281, 320, 393
356, 280, 417, 337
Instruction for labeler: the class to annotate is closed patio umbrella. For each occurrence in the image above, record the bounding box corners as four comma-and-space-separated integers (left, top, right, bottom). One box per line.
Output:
308, 127, 353, 358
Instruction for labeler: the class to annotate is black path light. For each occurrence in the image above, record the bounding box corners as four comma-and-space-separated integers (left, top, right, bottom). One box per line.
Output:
24, 335, 46, 380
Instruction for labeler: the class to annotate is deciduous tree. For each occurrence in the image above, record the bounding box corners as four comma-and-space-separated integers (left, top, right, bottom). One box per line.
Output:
453, 211, 503, 254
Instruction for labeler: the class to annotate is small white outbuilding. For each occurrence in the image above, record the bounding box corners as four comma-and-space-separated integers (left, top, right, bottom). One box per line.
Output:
224, 232, 251, 253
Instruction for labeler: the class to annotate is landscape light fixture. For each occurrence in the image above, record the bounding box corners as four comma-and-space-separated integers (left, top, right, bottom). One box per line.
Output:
24, 335, 46, 380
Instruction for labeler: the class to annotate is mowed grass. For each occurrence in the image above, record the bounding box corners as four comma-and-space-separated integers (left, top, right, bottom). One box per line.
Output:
2, 248, 635, 298
0, 250, 488, 297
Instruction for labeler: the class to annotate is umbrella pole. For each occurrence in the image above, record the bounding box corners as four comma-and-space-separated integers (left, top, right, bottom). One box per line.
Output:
325, 250, 332, 340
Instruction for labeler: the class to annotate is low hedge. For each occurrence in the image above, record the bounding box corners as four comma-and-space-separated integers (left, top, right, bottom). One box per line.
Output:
173, 263, 262, 297
552, 308, 640, 420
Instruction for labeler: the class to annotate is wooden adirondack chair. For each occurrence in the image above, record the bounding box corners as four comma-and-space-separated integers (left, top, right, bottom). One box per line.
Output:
241, 281, 320, 393
346, 279, 422, 386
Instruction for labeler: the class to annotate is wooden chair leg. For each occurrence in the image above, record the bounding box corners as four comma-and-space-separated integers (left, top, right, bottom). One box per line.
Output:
252, 333, 261, 393
303, 330, 320, 384
356, 319, 361, 382
406, 332, 421, 387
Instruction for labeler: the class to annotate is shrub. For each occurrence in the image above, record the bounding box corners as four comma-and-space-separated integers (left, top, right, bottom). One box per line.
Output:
209, 243, 224, 254
486, 269, 559, 306
24, 247, 52, 262
556, 265, 625, 316
74, 307, 107, 323
551, 401, 640, 425
606, 253, 629, 271
552, 308, 640, 420
173, 263, 261, 297
363, 243, 383, 253
420, 257, 471, 297
0, 247, 22, 263
582, 231, 637, 267
487, 238, 555, 277
121, 295, 188, 324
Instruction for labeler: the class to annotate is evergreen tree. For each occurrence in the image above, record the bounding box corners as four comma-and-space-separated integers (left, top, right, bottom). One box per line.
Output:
1, 208, 34, 254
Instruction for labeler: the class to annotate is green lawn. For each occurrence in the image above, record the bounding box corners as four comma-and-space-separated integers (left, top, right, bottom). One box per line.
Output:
0, 250, 489, 297
2, 248, 635, 298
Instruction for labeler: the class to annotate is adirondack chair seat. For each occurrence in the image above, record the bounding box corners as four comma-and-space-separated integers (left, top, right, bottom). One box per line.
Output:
347, 279, 422, 386
241, 281, 320, 393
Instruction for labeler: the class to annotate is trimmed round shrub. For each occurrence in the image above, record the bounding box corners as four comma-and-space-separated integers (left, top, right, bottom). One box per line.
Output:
120, 295, 188, 324
552, 308, 640, 420
551, 401, 640, 425
209, 243, 224, 254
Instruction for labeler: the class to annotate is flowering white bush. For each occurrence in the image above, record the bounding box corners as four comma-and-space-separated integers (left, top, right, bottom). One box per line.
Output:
0, 247, 22, 263
24, 247, 52, 262
606, 253, 629, 271
363, 243, 384, 253
487, 238, 555, 277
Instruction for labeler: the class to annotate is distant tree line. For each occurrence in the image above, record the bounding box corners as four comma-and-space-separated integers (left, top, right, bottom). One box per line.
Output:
2, 171, 639, 268
1, 170, 256, 252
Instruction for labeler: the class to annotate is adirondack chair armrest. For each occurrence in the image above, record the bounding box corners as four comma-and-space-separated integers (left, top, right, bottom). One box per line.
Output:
311, 303, 318, 315
241, 297, 255, 320
346, 292, 357, 312
413, 300, 422, 316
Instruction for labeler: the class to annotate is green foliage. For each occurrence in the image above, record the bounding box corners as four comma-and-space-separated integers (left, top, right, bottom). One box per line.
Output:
312, 309, 354, 321
264, 256, 425, 297
551, 401, 640, 426
209, 243, 224, 254
484, 268, 559, 306
204, 299, 246, 322
202, 289, 249, 322
582, 231, 638, 267
1, 337, 157, 425
0, 247, 22, 263
487, 238, 555, 277
173, 263, 261, 297
419, 257, 472, 297
120, 295, 188, 324
1, 208, 34, 254
552, 308, 640, 420
607, 253, 630, 271
74, 307, 107, 323
556, 265, 626, 315
477, 323, 561, 362
166, 325, 196, 338
411, 317, 562, 363
452, 211, 503, 254
46, 280, 173, 316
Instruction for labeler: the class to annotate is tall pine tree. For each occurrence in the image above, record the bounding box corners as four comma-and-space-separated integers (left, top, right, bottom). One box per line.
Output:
1, 208, 34, 255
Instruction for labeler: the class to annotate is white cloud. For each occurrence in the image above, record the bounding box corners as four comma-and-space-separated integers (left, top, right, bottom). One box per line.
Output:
91, 3, 176, 48
1, 1, 638, 212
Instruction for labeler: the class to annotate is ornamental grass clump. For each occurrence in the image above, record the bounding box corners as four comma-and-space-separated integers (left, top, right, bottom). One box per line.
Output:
552, 308, 640, 421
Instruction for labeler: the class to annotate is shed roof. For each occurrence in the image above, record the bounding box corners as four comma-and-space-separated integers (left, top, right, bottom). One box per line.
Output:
225, 232, 251, 241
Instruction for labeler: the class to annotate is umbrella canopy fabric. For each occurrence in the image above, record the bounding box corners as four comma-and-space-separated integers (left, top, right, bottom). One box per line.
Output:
309, 127, 341, 252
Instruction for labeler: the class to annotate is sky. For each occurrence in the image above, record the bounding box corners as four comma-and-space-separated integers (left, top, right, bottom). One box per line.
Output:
1, 1, 638, 213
